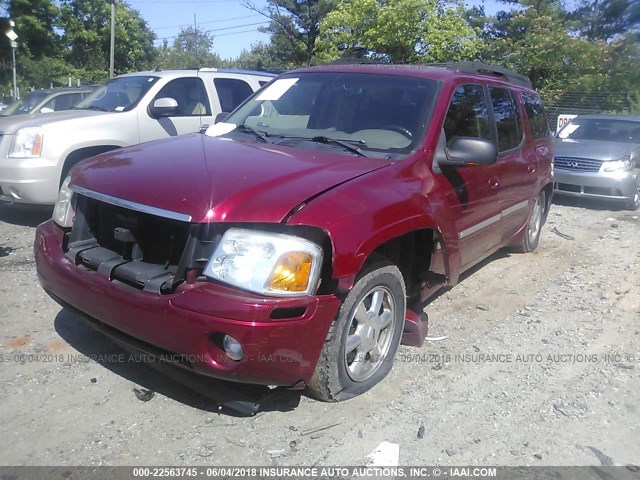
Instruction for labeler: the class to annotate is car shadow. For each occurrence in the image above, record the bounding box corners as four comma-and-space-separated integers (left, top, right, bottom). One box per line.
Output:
53, 308, 302, 416
552, 195, 626, 212
0, 204, 53, 227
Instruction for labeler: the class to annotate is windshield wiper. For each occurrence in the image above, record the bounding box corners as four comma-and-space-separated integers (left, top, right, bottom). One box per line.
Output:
235, 124, 269, 143
275, 135, 368, 157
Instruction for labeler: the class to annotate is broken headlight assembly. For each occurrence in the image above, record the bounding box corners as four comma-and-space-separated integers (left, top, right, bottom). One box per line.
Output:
52, 176, 76, 228
203, 228, 323, 296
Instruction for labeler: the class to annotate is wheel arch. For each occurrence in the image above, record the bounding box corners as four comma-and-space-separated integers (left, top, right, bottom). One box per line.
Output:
60, 145, 121, 185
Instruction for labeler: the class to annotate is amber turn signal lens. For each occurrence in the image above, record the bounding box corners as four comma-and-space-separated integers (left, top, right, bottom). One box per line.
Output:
268, 252, 313, 292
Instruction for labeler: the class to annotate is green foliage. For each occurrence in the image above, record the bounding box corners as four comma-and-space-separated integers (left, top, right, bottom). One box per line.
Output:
244, 0, 336, 67
318, 0, 481, 63
478, 6, 608, 95
154, 27, 222, 69
568, 0, 640, 41
59, 0, 156, 75
6, 0, 61, 59
228, 43, 286, 71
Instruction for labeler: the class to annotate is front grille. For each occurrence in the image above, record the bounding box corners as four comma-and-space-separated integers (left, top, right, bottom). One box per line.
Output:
65, 195, 219, 294
554, 156, 602, 173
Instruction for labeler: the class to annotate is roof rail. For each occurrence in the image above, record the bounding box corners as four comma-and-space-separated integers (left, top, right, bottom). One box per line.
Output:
198, 67, 277, 77
444, 61, 532, 88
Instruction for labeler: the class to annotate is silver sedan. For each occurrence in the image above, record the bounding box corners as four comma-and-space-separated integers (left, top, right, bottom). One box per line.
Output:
553, 115, 640, 210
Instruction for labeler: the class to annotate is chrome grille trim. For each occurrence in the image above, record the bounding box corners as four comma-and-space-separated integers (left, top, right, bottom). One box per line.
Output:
554, 156, 602, 173
70, 186, 193, 223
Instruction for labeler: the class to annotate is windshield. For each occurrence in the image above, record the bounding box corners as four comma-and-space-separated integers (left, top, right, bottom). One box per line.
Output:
557, 118, 640, 144
207, 72, 438, 157
74, 75, 159, 112
0, 91, 49, 116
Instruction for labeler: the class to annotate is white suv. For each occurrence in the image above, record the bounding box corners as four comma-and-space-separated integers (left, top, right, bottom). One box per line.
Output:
0, 69, 274, 205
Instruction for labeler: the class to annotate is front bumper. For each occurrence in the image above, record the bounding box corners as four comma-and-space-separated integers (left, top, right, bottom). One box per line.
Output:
35, 220, 342, 387
553, 168, 638, 201
0, 151, 60, 205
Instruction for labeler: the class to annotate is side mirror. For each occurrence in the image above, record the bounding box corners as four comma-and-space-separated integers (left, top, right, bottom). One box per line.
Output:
440, 137, 497, 167
148, 97, 179, 118
215, 112, 230, 124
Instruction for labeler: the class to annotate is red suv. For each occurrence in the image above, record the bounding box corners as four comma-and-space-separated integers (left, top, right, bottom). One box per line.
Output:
35, 62, 553, 407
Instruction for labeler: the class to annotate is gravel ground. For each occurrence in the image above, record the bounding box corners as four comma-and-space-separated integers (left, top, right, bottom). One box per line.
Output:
0, 197, 638, 467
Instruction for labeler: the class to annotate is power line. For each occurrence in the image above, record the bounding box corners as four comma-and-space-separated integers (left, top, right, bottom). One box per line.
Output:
152, 14, 261, 30
155, 20, 269, 40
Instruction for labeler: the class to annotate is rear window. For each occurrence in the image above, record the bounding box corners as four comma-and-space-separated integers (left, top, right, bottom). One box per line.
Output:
522, 92, 549, 139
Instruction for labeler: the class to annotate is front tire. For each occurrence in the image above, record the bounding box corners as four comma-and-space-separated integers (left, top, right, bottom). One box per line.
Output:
308, 262, 406, 402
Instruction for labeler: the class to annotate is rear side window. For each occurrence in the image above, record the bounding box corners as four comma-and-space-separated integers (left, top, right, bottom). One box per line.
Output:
522, 92, 549, 139
214, 78, 254, 113
489, 87, 523, 152
443, 84, 491, 145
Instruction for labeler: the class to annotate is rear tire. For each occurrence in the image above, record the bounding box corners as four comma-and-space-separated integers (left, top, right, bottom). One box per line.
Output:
308, 262, 406, 402
512, 190, 545, 253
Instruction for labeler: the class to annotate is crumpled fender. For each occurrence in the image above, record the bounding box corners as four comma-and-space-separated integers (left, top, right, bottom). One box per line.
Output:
287, 158, 462, 291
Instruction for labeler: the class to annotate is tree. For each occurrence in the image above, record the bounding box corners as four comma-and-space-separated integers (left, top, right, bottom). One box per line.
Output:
568, 0, 640, 41
59, 0, 156, 79
155, 27, 222, 69
229, 43, 284, 71
479, 5, 607, 94
243, 0, 336, 67
4, 0, 61, 59
318, 0, 481, 63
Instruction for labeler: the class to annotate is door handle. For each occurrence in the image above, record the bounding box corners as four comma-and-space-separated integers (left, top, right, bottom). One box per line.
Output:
488, 177, 500, 189
527, 164, 536, 173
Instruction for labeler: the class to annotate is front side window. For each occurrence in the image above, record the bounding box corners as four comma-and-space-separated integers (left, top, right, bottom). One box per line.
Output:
443, 84, 491, 145
522, 92, 549, 139
208, 72, 438, 157
489, 87, 523, 152
154, 77, 211, 116
75, 76, 159, 113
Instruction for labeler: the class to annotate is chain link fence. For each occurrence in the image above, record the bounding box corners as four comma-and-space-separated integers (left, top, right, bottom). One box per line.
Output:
543, 91, 633, 132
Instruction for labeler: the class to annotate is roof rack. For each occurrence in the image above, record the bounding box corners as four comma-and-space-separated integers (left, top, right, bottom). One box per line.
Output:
437, 61, 532, 88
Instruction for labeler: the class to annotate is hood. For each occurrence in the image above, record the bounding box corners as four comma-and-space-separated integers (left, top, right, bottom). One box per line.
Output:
0, 109, 106, 135
552, 138, 636, 161
70, 134, 391, 223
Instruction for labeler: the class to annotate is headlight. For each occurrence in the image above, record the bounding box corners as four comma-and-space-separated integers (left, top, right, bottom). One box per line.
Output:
602, 156, 633, 172
203, 228, 323, 296
9, 127, 43, 158
53, 176, 75, 228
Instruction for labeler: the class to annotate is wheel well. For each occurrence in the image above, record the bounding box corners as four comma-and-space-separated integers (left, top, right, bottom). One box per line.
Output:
61, 146, 120, 183
368, 229, 434, 303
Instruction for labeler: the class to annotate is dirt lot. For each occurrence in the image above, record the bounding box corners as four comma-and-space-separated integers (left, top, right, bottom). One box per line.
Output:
0, 197, 638, 467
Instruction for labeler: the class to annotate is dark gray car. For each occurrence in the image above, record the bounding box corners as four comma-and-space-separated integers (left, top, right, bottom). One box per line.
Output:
0, 87, 94, 117
553, 115, 640, 210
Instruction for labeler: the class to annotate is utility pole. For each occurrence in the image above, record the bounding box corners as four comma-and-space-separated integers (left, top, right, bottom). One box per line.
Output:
194, 13, 198, 68
109, 0, 116, 78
